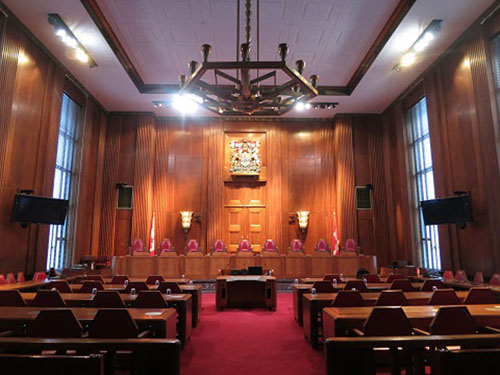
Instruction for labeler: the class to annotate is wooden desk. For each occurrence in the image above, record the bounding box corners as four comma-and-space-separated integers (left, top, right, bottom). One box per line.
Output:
0, 307, 177, 339
322, 305, 500, 338
292, 282, 424, 326
101, 278, 190, 285
216, 276, 277, 310
302, 291, 468, 348
0, 279, 52, 291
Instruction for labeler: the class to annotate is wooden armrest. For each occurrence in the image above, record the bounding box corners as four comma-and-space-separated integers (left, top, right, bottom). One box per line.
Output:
0, 330, 16, 338
137, 330, 153, 338
413, 328, 430, 336
480, 326, 500, 334
352, 329, 364, 337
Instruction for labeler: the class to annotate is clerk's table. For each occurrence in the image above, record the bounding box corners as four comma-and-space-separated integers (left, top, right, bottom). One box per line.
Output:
216, 275, 277, 310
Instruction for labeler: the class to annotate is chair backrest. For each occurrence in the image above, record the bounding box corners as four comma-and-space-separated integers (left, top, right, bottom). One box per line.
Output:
375, 290, 410, 306
290, 239, 304, 252
362, 274, 381, 283
158, 282, 182, 294
385, 274, 406, 283
363, 307, 413, 336
123, 282, 149, 294
29, 309, 82, 338
30, 290, 66, 307
420, 279, 446, 291
186, 239, 200, 252
263, 239, 278, 252
390, 279, 415, 292
315, 239, 330, 252
0, 291, 26, 307
345, 238, 357, 251
89, 309, 138, 338
312, 281, 337, 293
455, 270, 468, 282
130, 238, 144, 252
0, 275, 6, 285
32, 272, 47, 281
16, 272, 25, 283
90, 291, 126, 308
323, 274, 342, 283
344, 280, 368, 292
238, 239, 252, 252
159, 238, 174, 252
442, 270, 454, 280
427, 289, 461, 305
490, 273, 500, 286
109, 275, 129, 284
78, 281, 105, 293
473, 272, 484, 284
49, 280, 72, 293
145, 275, 165, 285
464, 287, 497, 305
84, 275, 105, 283
332, 290, 366, 307
133, 291, 168, 308
430, 306, 477, 335
6, 273, 16, 284
212, 239, 226, 253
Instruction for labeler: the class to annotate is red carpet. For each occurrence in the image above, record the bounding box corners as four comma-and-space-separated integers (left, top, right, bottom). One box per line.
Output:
181, 293, 325, 375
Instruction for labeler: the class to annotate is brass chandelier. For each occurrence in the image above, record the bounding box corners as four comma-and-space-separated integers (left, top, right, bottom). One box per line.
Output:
177, 0, 319, 116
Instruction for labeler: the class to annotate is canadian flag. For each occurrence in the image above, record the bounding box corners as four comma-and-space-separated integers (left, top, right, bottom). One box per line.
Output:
149, 213, 155, 256
332, 211, 340, 256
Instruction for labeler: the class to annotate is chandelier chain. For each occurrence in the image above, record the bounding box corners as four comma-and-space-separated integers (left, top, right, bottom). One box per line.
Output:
245, 0, 251, 48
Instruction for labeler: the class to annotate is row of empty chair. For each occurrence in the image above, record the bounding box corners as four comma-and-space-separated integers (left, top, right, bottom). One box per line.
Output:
443, 269, 500, 285
0, 272, 26, 284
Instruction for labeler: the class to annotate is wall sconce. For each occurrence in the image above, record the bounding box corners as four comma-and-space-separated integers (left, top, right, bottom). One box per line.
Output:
180, 211, 193, 233
296, 211, 310, 233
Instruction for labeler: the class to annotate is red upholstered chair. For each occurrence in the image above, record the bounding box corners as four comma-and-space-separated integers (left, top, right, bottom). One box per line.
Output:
158, 282, 182, 294
159, 238, 174, 253
344, 280, 368, 292
109, 275, 129, 284
123, 282, 149, 294
32, 272, 47, 281
89, 309, 141, 338
390, 279, 416, 292
30, 290, 66, 307
332, 290, 366, 307
430, 306, 477, 335
49, 280, 72, 293
312, 281, 337, 293
473, 272, 484, 284
186, 239, 201, 254
345, 238, 357, 252
420, 279, 446, 291
6, 273, 16, 284
490, 273, 500, 285
323, 274, 342, 283
385, 274, 406, 283
29, 309, 82, 338
314, 239, 330, 253
0, 291, 26, 307
362, 307, 414, 336
442, 270, 454, 280
375, 290, 410, 306
237, 239, 252, 253
78, 281, 105, 293
90, 291, 126, 308
464, 288, 497, 305
145, 275, 165, 285
212, 239, 227, 253
16, 272, 25, 283
455, 270, 468, 282
84, 275, 105, 283
0, 275, 6, 285
362, 274, 381, 283
289, 239, 305, 253
427, 289, 461, 305
133, 291, 168, 308
263, 239, 278, 252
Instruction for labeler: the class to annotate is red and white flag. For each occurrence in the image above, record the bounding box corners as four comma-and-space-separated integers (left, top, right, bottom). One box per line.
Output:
332, 212, 340, 256
149, 213, 155, 256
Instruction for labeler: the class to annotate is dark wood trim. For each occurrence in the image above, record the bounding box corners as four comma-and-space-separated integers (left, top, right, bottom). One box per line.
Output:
80, 0, 414, 97
402, 81, 425, 110
63, 78, 86, 108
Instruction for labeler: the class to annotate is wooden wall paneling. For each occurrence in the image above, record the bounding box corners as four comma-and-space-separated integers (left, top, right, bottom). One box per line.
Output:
267, 123, 283, 250
281, 124, 291, 252
153, 118, 170, 252
321, 122, 336, 252
131, 114, 156, 246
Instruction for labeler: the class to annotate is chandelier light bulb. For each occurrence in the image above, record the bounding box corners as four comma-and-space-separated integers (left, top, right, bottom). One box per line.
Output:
75, 48, 89, 63
172, 94, 201, 114
401, 52, 416, 67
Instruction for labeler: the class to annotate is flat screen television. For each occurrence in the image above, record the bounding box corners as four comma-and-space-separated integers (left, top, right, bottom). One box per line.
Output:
11, 194, 69, 225
420, 195, 472, 228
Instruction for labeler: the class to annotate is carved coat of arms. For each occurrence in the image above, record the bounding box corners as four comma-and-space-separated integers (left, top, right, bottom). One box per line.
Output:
229, 139, 261, 174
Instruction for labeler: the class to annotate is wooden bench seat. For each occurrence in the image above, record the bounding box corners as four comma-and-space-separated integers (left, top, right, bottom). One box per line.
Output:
0, 353, 104, 375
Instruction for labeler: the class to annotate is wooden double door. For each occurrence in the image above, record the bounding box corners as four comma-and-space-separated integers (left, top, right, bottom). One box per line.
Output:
223, 184, 266, 253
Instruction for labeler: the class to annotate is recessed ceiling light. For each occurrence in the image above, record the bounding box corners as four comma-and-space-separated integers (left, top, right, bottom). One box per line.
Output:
401, 52, 416, 67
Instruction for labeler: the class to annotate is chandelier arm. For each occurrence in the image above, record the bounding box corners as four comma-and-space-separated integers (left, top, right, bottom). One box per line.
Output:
260, 80, 296, 101
195, 80, 234, 101
240, 68, 251, 99
250, 70, 275, 85
215, 69, 241, 85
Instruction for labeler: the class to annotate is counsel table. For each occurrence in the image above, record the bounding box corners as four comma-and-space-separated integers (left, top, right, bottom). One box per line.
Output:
302, 291, 469, 348
0, 307, 177, 339
322, 304, 500, 338
216, 275, 277, 310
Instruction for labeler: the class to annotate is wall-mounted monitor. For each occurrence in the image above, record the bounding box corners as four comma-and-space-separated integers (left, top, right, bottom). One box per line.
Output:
421, 195, 472, 228
11, 194, 69, 225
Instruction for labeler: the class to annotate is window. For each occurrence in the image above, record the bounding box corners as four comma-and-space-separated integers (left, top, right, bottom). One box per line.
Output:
490, 34, 500, 110
355, 186, 372, 210
407, 97, 441, 269
46, 93, 81, 270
